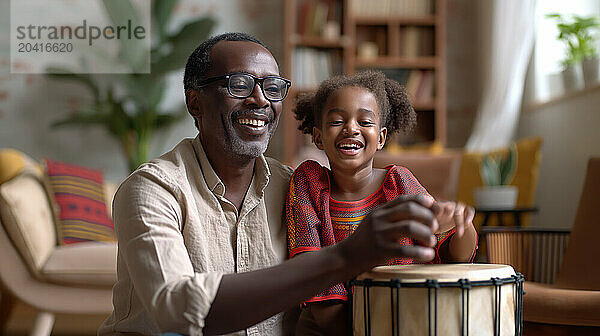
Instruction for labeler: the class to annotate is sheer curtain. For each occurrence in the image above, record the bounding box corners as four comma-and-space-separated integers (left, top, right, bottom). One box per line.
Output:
465, 0, 536, 152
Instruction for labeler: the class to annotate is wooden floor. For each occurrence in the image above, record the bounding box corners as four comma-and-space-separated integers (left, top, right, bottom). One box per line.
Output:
524, 322, 600, 336
4, 301, 600, 335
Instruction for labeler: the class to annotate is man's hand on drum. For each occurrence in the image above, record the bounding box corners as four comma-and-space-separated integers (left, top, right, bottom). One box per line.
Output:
432, 201, 475, 237
340, 194, 441, 270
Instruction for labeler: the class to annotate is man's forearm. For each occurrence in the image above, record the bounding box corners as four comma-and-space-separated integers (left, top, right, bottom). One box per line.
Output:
204, 195, 440, 334
203, 244, 357, 334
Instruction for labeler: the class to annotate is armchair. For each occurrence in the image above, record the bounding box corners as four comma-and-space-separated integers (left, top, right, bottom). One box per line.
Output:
0, 149, 116, 336
483, 157, 600, 335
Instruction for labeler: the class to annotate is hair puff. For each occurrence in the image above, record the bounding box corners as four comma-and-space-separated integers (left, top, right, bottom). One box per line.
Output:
292, 70, 416, 136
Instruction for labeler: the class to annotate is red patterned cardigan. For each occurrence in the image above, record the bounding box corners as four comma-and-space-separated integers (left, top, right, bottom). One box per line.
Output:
286, 160, 457, 302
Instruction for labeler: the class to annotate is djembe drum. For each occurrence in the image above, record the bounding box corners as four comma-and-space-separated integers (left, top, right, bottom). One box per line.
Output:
351, 264, 524, 336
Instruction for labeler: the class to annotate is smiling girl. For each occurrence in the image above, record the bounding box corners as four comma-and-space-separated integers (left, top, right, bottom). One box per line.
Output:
286, 70, 478, 335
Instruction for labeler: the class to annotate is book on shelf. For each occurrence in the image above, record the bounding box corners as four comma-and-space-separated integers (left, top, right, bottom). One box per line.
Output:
419, 27, 435, 56
400, 27, 435, 57
415, 70, 434, 102
351, 0, 434, 17
402, 27, 419, 57
379, 68, 411, 85
405, 70, 422, 98
378, 68, 434, 104
409, 70, 434, 104
297, 0, 343, 36
293, 47, 343, 89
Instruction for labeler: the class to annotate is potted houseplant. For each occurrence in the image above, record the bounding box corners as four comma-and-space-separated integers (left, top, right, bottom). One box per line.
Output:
474, 145, 518, 209
48, 0, 215, 172
546, 13, 600, 89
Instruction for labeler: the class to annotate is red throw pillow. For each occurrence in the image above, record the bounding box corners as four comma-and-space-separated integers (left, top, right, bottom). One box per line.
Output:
44, 159, 115, 244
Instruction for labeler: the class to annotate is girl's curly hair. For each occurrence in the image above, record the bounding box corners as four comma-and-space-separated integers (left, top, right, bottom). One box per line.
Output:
293, 70, 416, 135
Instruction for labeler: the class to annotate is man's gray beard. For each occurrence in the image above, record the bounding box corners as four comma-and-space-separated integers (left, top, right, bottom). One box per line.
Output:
223, 120, 277, 162
227, 132, 270, 160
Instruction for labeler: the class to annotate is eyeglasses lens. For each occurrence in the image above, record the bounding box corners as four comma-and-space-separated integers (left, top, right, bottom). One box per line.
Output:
228, 74, 288, 101
228, 75, 253, 97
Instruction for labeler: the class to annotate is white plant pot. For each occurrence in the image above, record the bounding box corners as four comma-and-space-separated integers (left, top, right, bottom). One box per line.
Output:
474, 186, 518, 209
582, 57, 599, 87
561, 65, 583, 92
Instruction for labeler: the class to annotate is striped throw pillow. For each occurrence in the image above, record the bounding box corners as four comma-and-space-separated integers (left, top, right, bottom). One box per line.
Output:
45, 159, 115, 244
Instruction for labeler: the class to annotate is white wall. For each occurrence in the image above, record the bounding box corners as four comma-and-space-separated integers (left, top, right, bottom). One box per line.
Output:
517, 88, 600, 228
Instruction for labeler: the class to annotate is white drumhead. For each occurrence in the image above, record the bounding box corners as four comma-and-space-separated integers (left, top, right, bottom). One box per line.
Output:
357, 263, 515, 282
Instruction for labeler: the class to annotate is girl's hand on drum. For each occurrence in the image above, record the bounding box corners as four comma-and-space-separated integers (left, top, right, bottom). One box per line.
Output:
341, 194, 440, 268
430, 201, 478, 262
432, 201, 475, 237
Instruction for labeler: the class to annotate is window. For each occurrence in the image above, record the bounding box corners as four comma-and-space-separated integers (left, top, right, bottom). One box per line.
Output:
528, 0, 600, 102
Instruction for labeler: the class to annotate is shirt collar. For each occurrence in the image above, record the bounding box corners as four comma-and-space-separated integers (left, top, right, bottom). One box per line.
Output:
253, 152, 271, 198
192, 134, 271, 198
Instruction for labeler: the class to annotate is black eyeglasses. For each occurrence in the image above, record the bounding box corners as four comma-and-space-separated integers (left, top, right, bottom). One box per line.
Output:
197, 72, 292, 102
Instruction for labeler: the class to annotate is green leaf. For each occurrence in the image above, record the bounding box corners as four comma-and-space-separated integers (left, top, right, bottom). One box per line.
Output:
545, 13, 562, 19
148, 77, 166, 108
117, 74, 158, 110
52, 112, 108, 128
500, 144, 518, 185
106, 103, 133, 137
102, 0, 149, 73
480, 155, 500, 186
153, 0, 179, 41
168, 17, 216, 50
130, 105, 155, 136
151, 45, 192, 76
154, 109, 185, 129
548, 13, 600, 67
152, 17, 216, 76
51, 96, 137, 141
45, 67, 100, 101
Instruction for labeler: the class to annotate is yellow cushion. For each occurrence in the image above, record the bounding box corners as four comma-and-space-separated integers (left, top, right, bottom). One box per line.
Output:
0, 149, 43, 184
456, 137, 542, 227
386, 141, 444, 155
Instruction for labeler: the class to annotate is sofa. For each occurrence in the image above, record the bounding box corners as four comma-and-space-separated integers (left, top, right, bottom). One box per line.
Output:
0, 149, 117, 336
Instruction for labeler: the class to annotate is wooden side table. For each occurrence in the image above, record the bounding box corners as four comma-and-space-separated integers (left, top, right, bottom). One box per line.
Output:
475, 207, 539, 227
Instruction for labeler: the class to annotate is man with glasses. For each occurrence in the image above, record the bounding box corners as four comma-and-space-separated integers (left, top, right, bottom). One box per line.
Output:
100, 32, 440, 335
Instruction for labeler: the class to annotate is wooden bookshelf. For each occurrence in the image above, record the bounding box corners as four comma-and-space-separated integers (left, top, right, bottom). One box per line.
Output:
289, 34, 349, 48
354, 56, 438, 68
353, 16, 437, 25
282, 0, 447, 164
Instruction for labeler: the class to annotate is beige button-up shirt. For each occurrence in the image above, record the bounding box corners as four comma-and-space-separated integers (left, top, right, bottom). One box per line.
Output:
98, 136, 293, 335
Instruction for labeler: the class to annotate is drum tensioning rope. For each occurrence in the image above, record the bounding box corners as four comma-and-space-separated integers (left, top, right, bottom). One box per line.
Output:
351, 273, 525, 336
